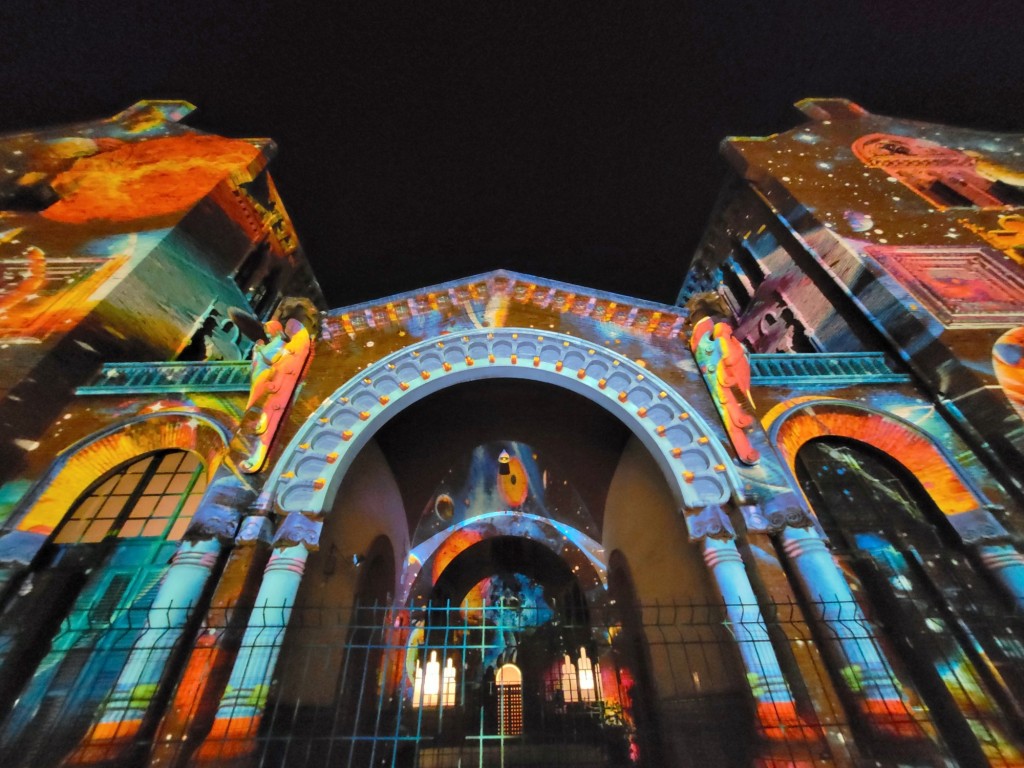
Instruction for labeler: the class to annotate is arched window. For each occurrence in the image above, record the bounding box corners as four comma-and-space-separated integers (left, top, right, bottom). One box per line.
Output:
795, 438, 1023, 765
795, 438, 947, 553
53, 450, 206, 544
0, 450, 207, 768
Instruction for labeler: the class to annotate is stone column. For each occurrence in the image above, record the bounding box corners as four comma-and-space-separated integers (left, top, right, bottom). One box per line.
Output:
191, 511, 320, 764
148, 512, 273, 768
701, 536, 810, 739
975, 543, 1024, 609
778, 526, 917, 737
68, 470, 254, 765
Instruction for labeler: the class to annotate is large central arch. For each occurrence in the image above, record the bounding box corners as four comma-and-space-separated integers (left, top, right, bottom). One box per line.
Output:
196, 329, 809, 761
268, 327, 742, 532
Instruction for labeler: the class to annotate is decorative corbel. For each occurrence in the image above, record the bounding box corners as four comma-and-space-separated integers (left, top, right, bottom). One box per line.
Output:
683, 504, 736, 541
272, 512, 323, 551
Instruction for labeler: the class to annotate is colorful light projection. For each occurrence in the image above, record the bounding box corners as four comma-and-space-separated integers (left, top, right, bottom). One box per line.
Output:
228, 300, 316, 474
768, 400, 983, 519
994, 326, 1024, 420
410, 441, 600, 549
689, 315, 760, 464
9, 412, 228, 537
40, 135, 264, 224
852, 133, 1017, 211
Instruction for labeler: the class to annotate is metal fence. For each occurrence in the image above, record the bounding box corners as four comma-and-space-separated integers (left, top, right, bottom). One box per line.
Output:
3, 595, 1024, 767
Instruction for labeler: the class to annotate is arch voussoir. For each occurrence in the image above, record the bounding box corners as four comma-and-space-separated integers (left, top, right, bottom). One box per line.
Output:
269, 328, 742, 525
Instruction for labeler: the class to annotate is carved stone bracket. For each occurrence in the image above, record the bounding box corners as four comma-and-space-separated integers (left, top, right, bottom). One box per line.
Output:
235, 515, 274, 547
741, 492, 815, 534
273, 513, 322, 551
684, 504, 736, 541
947, 508, 1010, 545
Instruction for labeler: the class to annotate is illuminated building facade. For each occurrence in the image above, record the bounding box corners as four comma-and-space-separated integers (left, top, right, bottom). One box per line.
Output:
0, 99, 1023, 767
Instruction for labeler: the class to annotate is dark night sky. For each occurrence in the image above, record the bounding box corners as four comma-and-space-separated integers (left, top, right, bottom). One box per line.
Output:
1, 2, 1021, 309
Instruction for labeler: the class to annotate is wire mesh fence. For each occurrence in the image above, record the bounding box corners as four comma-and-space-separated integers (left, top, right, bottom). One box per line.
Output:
1, 594, 1024, 767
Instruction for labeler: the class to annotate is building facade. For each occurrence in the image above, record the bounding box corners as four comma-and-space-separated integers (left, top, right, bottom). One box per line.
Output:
0, 100, 1023, 767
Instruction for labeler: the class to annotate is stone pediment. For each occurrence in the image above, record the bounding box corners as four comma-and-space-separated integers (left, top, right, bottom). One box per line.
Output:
322, 269, 691, 341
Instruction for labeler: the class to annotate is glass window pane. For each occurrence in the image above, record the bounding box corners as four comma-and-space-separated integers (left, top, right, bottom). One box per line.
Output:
167, 517, 191, 542
114, 474, 141, 495
118, 520, 145, 538
180, 495, 202, 517
129, 496, 159, 519
155, 496, 180, 518
98, 496, 128, 519
83, 519, 113, 543
73, 496, 103, 520
145, 475, 171, 495
55, 520, 88, 544
179, 453, 201, 473
56, 451, 204, 544
142, 518, 169, 538
158, 453, 184, 473
166, 473, 194, 495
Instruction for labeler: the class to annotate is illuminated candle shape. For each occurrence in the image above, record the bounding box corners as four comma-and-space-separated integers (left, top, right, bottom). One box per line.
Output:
578, 648, 596, 702
442, 657, 457, 707
561, 654, 579, 703
412, 659, 423, 707
424, 650, 441, 707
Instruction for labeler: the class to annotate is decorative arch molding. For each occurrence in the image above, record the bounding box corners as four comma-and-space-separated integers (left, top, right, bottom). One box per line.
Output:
267, 328, 744, 530
10, 411, 231, 542
399, 511, 608, 606
765, 398, 1006, 544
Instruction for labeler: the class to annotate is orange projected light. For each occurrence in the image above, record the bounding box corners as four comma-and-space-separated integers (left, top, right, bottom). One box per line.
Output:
771, 403, 979, 517
497, 454, 528, 508
43, 135, 262, 223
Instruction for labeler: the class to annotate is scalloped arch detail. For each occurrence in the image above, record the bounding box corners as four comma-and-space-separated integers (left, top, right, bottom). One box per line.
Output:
268, 328, 741, 518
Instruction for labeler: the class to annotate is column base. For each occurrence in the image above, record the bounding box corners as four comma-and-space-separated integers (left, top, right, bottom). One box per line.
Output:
755, 700, 821, 741
64, 720, 142, 766
189, 715, 262, 765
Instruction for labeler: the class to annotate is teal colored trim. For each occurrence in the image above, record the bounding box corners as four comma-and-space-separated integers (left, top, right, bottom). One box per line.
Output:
76, 361, 250, 395
749, 352, 911, 387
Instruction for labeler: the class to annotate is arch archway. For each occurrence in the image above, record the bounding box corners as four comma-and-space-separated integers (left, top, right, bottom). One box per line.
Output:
199, 330, 805, 762
267, 328, 742, 529
0, 448, 214, 767
765, 398, 1001, 543
794, 436, 1024, 764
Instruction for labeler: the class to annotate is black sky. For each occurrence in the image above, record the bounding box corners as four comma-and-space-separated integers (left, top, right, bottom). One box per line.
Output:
1, 2, 1021, 309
